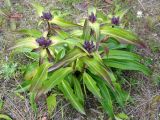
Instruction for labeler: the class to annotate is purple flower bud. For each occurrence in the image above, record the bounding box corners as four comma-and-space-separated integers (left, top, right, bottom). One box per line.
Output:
41, 12, 52, 21
36, 37, 52, 47
89, 12, 96, 23
111, 16, 120, 26
83, 41, 95, 53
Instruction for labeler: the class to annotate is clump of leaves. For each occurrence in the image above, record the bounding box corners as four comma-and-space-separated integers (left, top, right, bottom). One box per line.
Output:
10, 2, 151, 119
0, 62, 17, 80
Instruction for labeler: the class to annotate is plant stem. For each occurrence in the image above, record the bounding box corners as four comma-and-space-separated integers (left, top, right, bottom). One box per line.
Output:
47, 21, 51, 31
46, 48, 54, 62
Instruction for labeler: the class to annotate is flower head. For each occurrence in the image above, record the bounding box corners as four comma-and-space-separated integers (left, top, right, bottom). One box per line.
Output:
41, 12, 52, 21
36, 37, 52, 47
89, 12, 96, 23
111, 16, 120, 26
83, 41, 95, 53
137, 11, 143, 18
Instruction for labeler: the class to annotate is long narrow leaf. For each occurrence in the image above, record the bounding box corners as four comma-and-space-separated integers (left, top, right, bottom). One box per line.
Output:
101, 26, 145, 47
103, 59, 151, 75
30, 63, 50, 92
49, 16, 80, 27
104, 50, 141, 61
83, 72, 102, 99
48, 48, 86, 72
60, 80, 85, 114
72, 76, 84, 105
31, 2, 44, 16
9, 37, 38, 50
43, 67, 72, 93
94, 75, 114, 118
0, 114, 12, 120
18, 29, 42, 38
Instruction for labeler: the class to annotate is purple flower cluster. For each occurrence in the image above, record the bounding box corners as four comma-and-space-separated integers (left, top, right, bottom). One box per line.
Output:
83, 41, 95, 53
41, 12, 52, 21
36, 37, 52, 47
111, 16, 120, 26
89, 12, 96, 23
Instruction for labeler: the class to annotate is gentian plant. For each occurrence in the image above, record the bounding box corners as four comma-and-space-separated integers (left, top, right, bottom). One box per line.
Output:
10, 2, 150, 119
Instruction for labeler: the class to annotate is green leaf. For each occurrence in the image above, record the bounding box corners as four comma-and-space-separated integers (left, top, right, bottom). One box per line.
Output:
103, 59, 151, 75
97, 10, 108, 21
113, 83, 129, 107
71, 30, 83, 37
5, 0, 11, 7
94, 76, 114, 118
55, 30, 70, 39
9, 37, 38, 50
83, 72, 102, 99
29, 92, 37, 113
82, 19, 91, 40
90, 22, 100, 41
43, 67, 72, 93
72, 76, 84, 105
104, 50, 141, 61
88, 6, 96, 15
15, 80, 31, 93
0, 114, 12, 120
48, 48, 86, 72
24, 63, 38, 80
116, 8, 129, 20
82, 55, 116, 92
50, 16, 80, 27
18, 29, 42, 38
49, 36, 82, 48
30, 63, 50, 92
101, 26, 145, 47
31, 2, 44, 16
116, 113, 129, 120
47, 94, 57, 115
60, 80, 85, 114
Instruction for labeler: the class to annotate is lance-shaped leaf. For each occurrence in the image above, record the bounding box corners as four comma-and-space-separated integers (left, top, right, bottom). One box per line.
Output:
94, 75, 114, 118
29, 92, 37, 113
82, 55, 117, 96
104, 50, 141, 61
116, 8, 129, 20
70, 30, 83, 37
24, 62, 39, 80
43, 67, 72, 93
30, 63, 50, 92
72, 76, 84, 105
0, 114, 12, 120
9, 37, 38, 50
50, 36, 82, 47
82, 19, 91, 40
47, 94, 57, 115
15, 80, 31, 93
18, 29, 42, 38
113, 83, 129, 107
97, 10, 108, 22
103, 59, 151, 75
90, 22, 100, 41
48, 48, 86, 72
60, 80, 85, 114
83, 72, 102, 99
49, 16, 80, 27
31, 2, 44, 16
101, 26, 145, 47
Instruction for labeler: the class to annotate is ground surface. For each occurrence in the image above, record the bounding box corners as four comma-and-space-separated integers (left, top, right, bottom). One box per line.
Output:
0, 0, 160, 120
